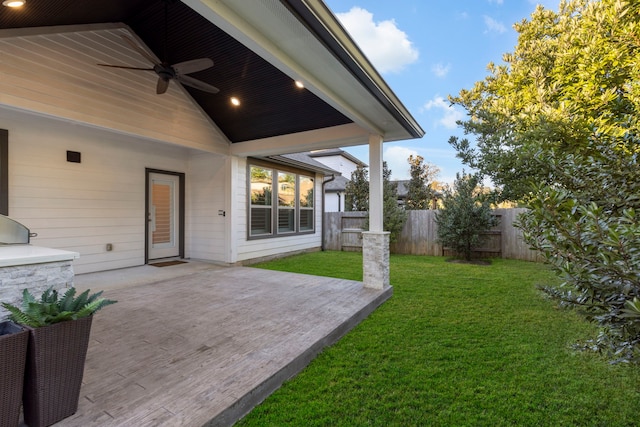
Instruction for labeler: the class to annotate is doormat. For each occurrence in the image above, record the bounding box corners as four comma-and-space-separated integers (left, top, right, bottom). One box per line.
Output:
150, 260, 188, 267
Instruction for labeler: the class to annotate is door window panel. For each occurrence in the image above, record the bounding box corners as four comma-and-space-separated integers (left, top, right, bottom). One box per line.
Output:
152, 183, 172, 244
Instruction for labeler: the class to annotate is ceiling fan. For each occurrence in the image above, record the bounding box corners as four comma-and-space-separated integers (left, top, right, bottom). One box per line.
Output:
97, 2, 219, 95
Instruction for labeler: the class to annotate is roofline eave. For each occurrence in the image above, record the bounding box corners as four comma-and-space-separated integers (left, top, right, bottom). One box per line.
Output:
282, 0, 424, 140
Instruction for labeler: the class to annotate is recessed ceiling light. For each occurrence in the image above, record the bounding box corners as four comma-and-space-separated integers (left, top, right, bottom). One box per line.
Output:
294, 80, 304, 89
230, 97, 240, 106
2, 0, 26, 7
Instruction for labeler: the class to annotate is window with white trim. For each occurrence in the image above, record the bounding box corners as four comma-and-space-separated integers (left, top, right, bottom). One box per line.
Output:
249, 166, 273, 236
249, 164, 314, 238
299, 176, 314, 231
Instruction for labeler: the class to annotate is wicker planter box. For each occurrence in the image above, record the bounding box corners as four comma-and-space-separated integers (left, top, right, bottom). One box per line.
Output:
0, 321, 29, 427
22, 315, 93, 427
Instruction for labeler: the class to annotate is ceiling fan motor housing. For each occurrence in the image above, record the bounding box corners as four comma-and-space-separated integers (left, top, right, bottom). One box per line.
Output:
154, 64, 175, 80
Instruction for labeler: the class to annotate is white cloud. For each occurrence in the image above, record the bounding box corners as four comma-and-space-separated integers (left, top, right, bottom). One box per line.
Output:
488, 0, 504, 4
383, 146, 417, 180
336, 7, 419, 74
431, 62, 451, 78
483, 15, 507, 34
528, 0, 559, 10
422, 96, 464, 129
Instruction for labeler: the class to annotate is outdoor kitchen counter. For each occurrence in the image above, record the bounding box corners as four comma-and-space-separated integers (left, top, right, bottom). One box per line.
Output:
0, 245, 79, 268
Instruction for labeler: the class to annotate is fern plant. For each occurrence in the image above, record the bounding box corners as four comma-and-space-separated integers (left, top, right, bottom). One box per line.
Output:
1, 287, 116, 327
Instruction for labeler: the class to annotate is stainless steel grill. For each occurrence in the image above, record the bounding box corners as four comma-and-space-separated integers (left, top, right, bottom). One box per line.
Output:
0, 215, 35, 244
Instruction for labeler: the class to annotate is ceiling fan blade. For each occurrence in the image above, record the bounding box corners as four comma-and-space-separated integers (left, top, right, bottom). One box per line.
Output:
121, 35, 160, 66
172, 58, 214, 75
156, 78, 170, 95
175, 74, 220, 94
97, 64, 154, 71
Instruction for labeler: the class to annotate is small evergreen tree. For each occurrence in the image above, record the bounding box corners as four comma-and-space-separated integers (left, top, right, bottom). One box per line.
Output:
435, 171, 497, 261
405, 155, 439, 210
358, 162, 407, 243
344, 165, 369, 211
382, 161, 407, 243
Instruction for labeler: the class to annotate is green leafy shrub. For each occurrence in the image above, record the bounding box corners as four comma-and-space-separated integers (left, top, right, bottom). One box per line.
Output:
517, 142, 640, 363
435, 171, 497, 261
2, 287, 117, 327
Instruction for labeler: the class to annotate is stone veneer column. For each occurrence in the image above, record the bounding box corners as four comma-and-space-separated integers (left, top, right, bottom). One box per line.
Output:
362, 231, 390, 289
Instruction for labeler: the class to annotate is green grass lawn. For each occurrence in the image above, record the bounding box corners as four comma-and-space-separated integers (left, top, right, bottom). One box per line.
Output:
237, 251, 640, 427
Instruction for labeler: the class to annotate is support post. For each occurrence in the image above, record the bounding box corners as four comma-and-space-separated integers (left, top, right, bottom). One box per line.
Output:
368, 134, 383, 232
363, 134, 390, 289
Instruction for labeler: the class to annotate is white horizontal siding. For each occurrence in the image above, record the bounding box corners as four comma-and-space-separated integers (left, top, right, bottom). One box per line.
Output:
313, 155, 359, 178
186, 153, 227, 262
2, 107, 196, 274
2, 107, 326, 271
0, 25, 229, 154
0, 24, 349, 272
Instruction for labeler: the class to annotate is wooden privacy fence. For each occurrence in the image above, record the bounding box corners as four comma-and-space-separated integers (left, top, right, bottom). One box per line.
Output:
323, 208, 542, 262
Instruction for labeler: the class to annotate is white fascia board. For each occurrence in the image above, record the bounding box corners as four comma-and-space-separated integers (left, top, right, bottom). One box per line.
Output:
294, 0, 424, 140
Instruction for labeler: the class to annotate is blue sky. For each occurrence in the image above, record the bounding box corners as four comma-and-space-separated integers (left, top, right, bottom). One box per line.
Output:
323, 0, 560, 185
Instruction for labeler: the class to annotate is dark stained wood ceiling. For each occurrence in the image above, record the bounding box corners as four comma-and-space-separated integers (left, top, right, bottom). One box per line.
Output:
0, 0, 352, 142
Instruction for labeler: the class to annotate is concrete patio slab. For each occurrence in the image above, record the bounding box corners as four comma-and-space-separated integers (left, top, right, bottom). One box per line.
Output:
42, 262, 391, 426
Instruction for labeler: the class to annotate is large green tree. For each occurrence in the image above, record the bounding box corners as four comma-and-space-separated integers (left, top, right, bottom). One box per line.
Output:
450, 0, 640, 202
450, 0, 640, 362
405, 155, 440, 210
345, 165, 369, 212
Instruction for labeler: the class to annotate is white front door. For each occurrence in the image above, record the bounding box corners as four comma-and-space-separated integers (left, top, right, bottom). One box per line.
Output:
148, 172, 180, 260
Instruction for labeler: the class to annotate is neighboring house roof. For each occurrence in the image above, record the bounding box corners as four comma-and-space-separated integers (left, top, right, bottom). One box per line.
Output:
308, 149, 368, 167
393, 180, 443, 201
0, 0, 424, 151
324, 175, 350, 192
394, 180, 410, 199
